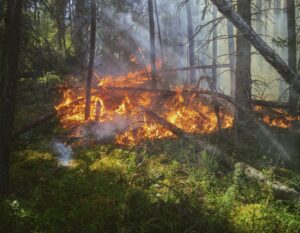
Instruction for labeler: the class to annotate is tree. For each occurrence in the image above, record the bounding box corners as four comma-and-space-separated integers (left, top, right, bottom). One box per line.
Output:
148, 0, 157, 89
226, 0, 236, 97
84, 0, 96, 120
0, 0, 23, 195
186, 0, 196, 83
234, 0, 252, 129
210, 0, 300, 95
73, 0, 87, 70
287, 0, 298, 113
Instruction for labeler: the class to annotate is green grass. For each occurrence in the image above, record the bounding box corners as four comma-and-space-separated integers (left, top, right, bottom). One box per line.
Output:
1, 139, 300, 233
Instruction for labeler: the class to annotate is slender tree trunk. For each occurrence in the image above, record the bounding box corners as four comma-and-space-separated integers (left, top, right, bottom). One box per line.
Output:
154, 0, 164, 64
84, 0, 96, 120
210, 0, 300, 95
212, 5, 218, 88
234, 0, 252, 129
226, 0, 236, 97
148, 0, 157, 89
73, 0, 86, 70
186, 0, 196, 83
287, 0, 298, 113
0, 0, 23, 195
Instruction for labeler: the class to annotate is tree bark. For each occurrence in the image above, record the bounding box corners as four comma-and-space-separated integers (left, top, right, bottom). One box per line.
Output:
0, 0, 23, 195
212, 5, 218, 88
287, 0, 298, 113
186, 0, 196, 83
84, 0, 96, 120
148, 0, 157, 89
210, 0, 300, 95
226, 0, 236, 97
234, 0, 252, 129
73, 0, 86, 70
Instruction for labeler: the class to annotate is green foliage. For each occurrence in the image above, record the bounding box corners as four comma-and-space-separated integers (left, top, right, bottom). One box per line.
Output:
2, 139, 300, 233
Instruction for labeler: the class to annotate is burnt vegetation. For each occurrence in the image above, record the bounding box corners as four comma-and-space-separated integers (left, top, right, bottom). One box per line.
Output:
1, 0, 300, 232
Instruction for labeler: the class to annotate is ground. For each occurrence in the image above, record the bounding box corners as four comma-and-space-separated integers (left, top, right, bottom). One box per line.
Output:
1, 136, 300, 233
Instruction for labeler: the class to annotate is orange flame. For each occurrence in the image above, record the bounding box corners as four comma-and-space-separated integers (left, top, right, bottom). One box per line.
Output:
56, 65, 298, 145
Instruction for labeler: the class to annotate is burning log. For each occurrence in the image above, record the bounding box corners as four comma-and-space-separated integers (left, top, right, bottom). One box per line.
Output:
139, 106, 185, 136
139, 106, 234, 169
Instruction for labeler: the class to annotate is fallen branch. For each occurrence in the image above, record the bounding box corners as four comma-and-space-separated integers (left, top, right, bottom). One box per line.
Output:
238, 163, 300, 201
13, 97, 85, 139
13, 112, 56, 139
139, 106, 234, 169
139, 106, 185, 136
161, 64, 230, 73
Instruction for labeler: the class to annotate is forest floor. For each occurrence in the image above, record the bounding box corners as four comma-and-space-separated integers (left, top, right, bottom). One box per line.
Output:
1, 75, 300, 233
1, 133, 300, 233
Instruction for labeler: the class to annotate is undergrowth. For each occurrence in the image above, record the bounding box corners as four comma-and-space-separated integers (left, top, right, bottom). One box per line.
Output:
1, 139, 300, 233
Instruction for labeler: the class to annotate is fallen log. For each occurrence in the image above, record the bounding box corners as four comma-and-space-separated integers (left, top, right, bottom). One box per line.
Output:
140, 106, 300, 201
13, 96, 85, 139
13, 112, 56, 139
237, 163, 300, 201
139, 105, 234, 169
139, 106, 185, 136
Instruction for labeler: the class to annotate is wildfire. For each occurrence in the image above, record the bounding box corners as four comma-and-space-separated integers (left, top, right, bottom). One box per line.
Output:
254, 106, 300, 128
56, 66, 298, 145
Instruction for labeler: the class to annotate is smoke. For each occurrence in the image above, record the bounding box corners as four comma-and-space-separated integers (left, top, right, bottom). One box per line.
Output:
77, 116, 129, 141
53, 141, 73, 166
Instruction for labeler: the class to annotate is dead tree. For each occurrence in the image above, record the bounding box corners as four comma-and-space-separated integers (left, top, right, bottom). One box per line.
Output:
84, 0, 96, 120
0, 0, 23, 195
148, 0, 157, 89
210, 0, 300, 95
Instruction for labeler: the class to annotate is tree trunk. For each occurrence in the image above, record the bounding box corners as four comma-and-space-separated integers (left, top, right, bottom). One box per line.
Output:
0, 0, 23, 195
84, 0, 96, 120
73, 0, 86, 70
210, 0, 300, 95
186, 0, 196, 83
234, 0, 252, 129
226, 0, 236, 97
154, 0, 164, 64
287, 0, 298, 113
148, 0, 157, 89
212, 5, 218, 89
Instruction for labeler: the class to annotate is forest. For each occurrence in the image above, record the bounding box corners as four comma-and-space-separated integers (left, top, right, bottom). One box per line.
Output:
1, 0, 300, 232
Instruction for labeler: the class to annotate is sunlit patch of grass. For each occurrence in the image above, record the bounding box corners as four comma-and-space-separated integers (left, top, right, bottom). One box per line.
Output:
2, 140, 300, 233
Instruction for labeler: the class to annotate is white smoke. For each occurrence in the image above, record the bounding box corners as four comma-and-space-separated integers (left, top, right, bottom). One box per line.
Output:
53, 141, 73, 166
76, 116, 130, 141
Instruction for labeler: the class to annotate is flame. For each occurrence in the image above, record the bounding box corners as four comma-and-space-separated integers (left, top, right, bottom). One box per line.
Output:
56, 65, 298, 145
254, 106, 300, 128
130, 55, 138, 64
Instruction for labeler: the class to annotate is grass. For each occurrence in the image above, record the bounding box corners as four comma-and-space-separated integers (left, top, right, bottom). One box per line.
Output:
1, 138, 300, 233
